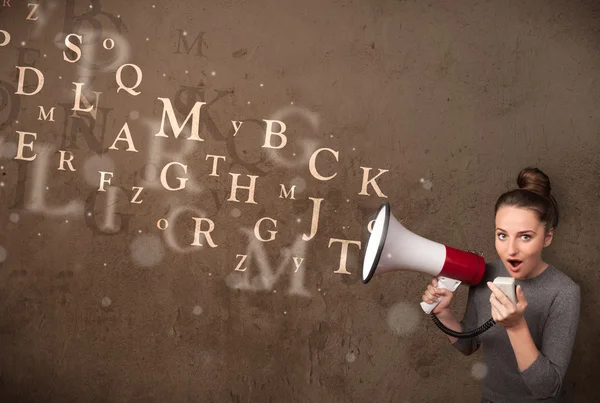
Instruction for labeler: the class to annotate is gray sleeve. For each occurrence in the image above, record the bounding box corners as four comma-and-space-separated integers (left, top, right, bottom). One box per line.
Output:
451, 285, 482, 356
519, 284, 581, 399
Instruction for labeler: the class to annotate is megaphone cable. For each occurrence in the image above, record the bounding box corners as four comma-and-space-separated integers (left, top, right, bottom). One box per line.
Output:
430, 314, 496, 338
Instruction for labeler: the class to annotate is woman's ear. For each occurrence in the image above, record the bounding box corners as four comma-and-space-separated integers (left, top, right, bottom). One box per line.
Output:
544, 227, 554, 247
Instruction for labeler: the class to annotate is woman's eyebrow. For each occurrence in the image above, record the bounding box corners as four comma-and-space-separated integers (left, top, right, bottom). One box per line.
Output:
495, 227, 537, 234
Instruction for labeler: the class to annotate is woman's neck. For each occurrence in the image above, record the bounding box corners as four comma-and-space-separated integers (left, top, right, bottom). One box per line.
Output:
525, 260, 549, 279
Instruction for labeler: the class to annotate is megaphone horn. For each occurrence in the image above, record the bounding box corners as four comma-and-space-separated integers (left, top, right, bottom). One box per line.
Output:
362, 202, 485, 314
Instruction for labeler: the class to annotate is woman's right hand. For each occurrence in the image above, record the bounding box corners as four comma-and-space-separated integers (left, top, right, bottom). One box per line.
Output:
422, 277, 454, 314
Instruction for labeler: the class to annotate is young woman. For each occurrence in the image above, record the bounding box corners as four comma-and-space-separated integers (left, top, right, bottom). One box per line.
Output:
422, 167, 581, 403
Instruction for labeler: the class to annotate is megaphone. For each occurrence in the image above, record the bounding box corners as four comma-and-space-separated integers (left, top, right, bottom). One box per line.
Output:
362, 202, 485, 314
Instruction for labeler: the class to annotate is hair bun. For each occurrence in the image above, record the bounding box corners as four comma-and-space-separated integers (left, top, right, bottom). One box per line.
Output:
517, 167, 551, 198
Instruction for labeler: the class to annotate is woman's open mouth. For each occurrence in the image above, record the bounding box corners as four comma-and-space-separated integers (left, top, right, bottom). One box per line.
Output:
507, 259, 523, 271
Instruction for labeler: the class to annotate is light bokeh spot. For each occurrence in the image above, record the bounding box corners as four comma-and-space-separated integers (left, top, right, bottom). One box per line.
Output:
130, 234, 165, 267
386, 301, 421, 336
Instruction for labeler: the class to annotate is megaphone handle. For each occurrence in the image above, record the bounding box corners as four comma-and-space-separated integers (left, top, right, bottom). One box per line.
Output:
420, 276, 462, 314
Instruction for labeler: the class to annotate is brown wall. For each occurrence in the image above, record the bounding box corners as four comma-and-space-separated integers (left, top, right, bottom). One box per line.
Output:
1, 0, 599, 401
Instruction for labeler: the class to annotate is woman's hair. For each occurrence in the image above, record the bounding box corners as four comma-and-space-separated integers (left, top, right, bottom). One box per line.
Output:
494, 167, 559, 232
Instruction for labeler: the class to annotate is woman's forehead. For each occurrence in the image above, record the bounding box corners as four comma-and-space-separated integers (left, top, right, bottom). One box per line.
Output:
495, 206, 543, 228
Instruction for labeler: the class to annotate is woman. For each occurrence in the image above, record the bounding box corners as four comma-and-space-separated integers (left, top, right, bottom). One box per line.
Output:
422, 167, 581, 403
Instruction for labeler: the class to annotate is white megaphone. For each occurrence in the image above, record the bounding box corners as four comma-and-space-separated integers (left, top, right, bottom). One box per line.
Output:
362, 202, 485, 314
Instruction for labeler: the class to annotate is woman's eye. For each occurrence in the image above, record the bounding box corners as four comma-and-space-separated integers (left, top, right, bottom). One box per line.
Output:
522, 235, 531, 240
497, 233, 505, 239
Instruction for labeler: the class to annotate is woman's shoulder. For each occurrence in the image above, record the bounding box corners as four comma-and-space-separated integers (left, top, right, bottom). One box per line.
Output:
546, 264, 580, 288
525, 263, 581, 306
545, 264, 581, 303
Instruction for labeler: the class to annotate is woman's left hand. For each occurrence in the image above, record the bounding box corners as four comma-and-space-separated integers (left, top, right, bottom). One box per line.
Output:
487, 282, 528, 329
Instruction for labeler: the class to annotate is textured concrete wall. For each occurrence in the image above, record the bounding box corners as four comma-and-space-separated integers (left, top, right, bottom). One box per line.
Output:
0, 0, 599, 401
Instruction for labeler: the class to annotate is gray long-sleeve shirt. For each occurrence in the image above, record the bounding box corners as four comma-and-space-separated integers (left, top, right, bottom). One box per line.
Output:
451, 259, 581, 402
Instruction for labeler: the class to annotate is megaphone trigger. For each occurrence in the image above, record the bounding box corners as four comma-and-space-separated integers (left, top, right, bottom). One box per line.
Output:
420, 277, 462, 314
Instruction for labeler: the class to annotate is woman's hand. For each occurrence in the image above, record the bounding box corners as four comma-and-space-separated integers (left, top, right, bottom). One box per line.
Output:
487, 282, 528, 328
422, 277, 454, 314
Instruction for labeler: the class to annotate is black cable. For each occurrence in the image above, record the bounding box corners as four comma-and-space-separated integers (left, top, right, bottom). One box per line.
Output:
430, 314, 496, 338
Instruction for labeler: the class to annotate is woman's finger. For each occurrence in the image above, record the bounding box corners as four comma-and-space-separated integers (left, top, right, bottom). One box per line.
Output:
425, 290, 439, 301
491, 305, 502, 322
425, 292, 440, 304
490, 295, 507, 317
424, 290, 432, 300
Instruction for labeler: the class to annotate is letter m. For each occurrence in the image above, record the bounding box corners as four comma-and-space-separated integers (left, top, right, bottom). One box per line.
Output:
279, 184, 296, 199
38, 106, 55, 121
154, 97, 205, 141
175, 30, 206, 56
